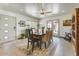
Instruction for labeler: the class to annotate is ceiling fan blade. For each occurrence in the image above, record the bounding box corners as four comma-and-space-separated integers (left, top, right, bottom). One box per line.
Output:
45, 11, 52, 13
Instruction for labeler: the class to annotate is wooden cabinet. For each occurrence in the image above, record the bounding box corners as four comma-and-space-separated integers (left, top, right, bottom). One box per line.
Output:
72, 8, 79, 56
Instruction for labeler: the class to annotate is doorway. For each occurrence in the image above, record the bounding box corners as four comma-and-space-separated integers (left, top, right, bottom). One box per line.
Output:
0, 14, 16, 43
47, 19, 60, 37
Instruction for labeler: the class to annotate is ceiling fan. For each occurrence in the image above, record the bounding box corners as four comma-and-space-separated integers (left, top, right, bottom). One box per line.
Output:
40, 9, 52, 15
40, 4, 52, 16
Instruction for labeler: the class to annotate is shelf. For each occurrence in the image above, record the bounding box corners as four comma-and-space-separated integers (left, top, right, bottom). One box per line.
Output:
72, 23, 75, 25
72, 16, 75, 23
72, 30, 75, 33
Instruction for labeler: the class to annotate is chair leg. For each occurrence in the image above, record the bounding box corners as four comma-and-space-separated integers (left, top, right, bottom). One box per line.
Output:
48, 39, 50, 46
37, 41, 39, 48
32, 42, 34, 52
49, 37, 52, 45
39, 41, 42, 49
27, 42, 29, 49
45, 42, 46, 48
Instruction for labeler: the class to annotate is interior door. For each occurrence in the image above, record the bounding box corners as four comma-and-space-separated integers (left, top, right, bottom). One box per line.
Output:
0, 14, 16, 42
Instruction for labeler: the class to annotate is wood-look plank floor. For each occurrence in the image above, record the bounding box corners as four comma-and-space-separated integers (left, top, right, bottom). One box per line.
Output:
0, 37, 75, 56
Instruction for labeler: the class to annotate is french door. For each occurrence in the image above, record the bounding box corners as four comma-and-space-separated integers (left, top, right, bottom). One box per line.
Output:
47, 19, 60, 37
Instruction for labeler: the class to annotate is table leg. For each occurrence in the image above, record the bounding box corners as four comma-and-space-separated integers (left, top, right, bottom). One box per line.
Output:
39, 40, 42, 49
32, 42, 34, 52
45, 42, 46, 48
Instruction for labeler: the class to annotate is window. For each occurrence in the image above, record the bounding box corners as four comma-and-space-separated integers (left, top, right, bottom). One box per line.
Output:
47, 22, 52, 29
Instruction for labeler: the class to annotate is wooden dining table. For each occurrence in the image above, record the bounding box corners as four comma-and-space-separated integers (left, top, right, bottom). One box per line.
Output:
32, 32, 46, 49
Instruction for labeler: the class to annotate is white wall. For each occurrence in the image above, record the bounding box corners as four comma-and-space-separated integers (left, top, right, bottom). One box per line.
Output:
0, 10, 39, 38
0, 9, 72, 38
40, 13, 72, 37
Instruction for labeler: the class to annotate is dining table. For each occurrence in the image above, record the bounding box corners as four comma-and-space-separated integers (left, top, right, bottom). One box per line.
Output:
32, 32, 46, 49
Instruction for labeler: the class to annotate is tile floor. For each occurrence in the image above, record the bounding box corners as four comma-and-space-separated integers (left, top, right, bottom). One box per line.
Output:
0, 37, 76, 56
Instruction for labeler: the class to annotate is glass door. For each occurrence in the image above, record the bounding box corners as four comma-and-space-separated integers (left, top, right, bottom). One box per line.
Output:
47, 19, 59, 37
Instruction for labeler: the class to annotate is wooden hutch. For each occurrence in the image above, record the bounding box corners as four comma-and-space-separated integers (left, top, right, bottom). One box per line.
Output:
72, 8, 79, 56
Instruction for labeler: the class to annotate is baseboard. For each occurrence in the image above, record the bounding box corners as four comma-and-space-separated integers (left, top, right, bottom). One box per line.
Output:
0, 40, 15, 45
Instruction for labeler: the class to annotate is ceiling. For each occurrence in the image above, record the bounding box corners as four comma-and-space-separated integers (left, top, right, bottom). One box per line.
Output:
0, 3, 79, 19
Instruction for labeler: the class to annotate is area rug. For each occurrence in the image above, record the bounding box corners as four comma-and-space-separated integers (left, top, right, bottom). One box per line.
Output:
10, 44, 48, 56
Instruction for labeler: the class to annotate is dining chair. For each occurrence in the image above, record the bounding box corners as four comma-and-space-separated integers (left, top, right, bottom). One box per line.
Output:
27, 29, 41, 52
42, 27, 45, 34
42, 31, 53, 48
48, 31, 53, 46
42, 32, 49, 48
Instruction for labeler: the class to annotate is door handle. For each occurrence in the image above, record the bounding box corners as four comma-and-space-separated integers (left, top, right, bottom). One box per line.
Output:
13, 26, 16, 30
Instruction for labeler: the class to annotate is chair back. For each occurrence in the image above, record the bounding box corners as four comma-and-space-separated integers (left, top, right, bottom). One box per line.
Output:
26, 29, 33, 40
42, 27, 45, 34
42, 32, 49, 42
42, 31, 53, 42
